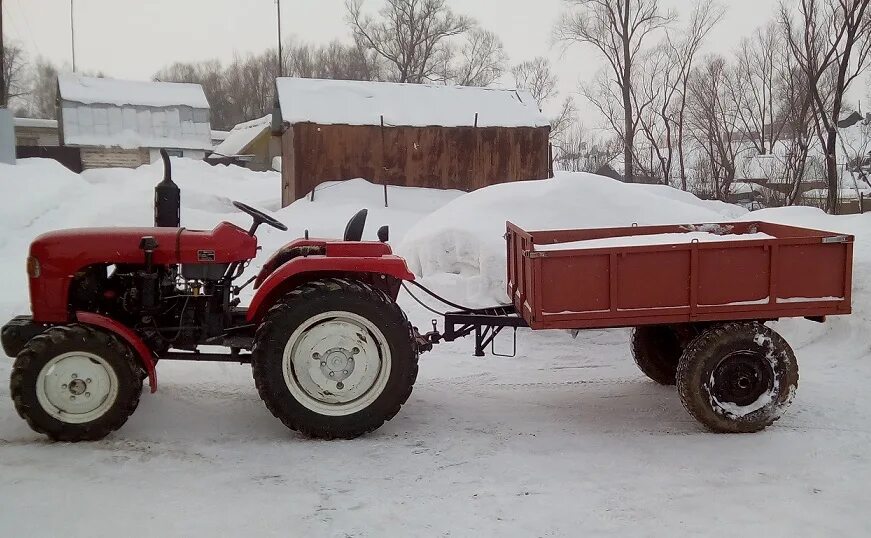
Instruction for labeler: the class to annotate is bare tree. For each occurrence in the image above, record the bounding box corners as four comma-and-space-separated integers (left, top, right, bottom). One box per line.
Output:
556, 0, 675, 182
553, 123, 622, 172
27, 58, 59, 119
550, 96, 578, 144
673, 1, 725, 190
447, 29, 506, 86
687, 56, 742, 200
512, 57, 558, 104
2, 44, 28, 107
346, 0, 473, 83
727, 23, 785, 157
781, 0, 871, 213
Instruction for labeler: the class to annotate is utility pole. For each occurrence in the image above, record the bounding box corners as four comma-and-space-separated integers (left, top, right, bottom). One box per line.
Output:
276, 0, 282, 77
1, 0, 6, 107
70, 0, 76, 72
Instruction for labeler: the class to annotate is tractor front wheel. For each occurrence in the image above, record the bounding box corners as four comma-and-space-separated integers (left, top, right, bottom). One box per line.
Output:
251, 278, 419, 440
10, 324, 143, 441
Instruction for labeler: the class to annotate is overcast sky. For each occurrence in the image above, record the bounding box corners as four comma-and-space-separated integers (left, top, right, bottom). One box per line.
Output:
4, 0, 869, 120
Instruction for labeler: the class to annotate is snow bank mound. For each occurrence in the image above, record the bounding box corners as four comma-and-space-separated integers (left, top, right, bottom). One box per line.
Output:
277, 179, 462, 244
398, 172, 748, 303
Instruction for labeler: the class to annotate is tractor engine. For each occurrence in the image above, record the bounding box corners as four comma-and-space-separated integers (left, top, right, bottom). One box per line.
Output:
69, 261, 235, 353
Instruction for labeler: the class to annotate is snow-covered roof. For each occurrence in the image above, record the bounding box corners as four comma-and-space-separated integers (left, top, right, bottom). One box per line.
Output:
211, 130, 230, 143
14, 117, 58, 129
275, 77, 548, 128
209, 115, 271, 158
58, 74, 209, 109
57, 75, 212, 150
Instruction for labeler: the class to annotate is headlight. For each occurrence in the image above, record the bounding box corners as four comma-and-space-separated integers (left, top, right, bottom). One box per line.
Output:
26, 256, 40, 278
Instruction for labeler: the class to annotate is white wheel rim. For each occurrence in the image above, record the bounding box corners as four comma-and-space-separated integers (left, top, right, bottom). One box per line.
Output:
282, 311, 391, 417
35, 351, 119, 424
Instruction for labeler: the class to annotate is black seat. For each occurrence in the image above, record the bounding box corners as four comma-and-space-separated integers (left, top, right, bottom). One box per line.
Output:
343, 209, 368, 241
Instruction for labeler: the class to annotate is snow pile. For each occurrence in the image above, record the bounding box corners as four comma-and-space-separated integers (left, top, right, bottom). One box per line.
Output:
275, 77, 548, 128
58, 74, 210, 109
398, 171, 748, 303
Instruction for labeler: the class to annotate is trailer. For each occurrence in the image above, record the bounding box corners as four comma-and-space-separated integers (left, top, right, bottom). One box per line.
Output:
427, 220, 853, 433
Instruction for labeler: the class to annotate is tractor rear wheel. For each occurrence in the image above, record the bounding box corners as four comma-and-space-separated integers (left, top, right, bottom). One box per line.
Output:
251, 278, 419, 440
10, 324, 143, 441
630, 325, 697, 385
676, 322, 798, 433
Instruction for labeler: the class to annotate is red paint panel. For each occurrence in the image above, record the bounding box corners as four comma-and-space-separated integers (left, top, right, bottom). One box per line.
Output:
617, 250, 691, 309
539, 255, 610, 314
776, 244, 848, 300
697, 246, 769, 305
247, 255, 415, 322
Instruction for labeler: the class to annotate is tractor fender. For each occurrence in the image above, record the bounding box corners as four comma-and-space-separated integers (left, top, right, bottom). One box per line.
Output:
76, 312, 158, 393
246, 255, 415, 322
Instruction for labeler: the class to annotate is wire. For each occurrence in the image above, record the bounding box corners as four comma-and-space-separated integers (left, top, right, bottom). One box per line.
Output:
401, 282, 447, 317
405, 280, 477, 312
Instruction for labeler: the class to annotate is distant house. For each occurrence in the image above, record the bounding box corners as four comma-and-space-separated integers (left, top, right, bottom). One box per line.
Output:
57, 74, 212, 169
210, 129, 230, 147
272, 77, 551, 206
14, 118, 59, 147
207, 115, 279, 171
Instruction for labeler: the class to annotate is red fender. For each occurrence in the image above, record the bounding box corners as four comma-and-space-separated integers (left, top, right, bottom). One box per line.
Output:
76, 312, 157, 393
246, 255, 415, 322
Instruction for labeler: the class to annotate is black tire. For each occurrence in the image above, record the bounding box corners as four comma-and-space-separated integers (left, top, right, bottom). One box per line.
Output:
631, 325, 690, 385
252, 278, 419, 440
676, 322, 798, 433
10, 324, 143, 441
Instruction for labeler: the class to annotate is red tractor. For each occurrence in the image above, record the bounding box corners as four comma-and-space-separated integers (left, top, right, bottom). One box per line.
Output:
2, 153, 424, 441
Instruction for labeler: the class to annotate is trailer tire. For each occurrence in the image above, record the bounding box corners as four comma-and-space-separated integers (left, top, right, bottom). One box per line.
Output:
677, 322, 798, 433
630, 325, 686, 385
10, 324, 142, 441
252, 278, 418, 440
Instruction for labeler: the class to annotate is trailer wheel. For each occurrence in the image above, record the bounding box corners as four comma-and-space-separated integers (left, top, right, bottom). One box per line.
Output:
252, 278, 419, 440
10, 325, 143, 441
631, 325, 686, 385
676, 322, 798, 433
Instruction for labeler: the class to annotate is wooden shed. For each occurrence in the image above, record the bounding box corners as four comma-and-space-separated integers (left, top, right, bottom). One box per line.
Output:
273, 78, 551, 206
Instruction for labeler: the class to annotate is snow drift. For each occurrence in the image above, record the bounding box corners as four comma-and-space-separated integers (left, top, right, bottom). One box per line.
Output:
398, 171, 747, 304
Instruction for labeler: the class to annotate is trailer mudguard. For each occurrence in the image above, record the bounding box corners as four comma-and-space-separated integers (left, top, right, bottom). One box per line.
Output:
76, 312, 158, 393
246, 255, 415, 322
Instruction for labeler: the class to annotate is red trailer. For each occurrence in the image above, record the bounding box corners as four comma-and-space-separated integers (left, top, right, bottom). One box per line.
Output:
434, 220, 853, 434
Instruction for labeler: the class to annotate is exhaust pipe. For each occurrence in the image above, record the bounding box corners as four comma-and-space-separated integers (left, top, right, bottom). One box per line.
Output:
154, 149, 181, 227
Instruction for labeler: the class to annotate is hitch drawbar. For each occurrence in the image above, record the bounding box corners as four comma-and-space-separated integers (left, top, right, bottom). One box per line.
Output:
414, 306, 527, 358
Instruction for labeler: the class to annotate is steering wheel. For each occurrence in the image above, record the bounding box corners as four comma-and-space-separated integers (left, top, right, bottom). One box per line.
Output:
233, 201, 288, 233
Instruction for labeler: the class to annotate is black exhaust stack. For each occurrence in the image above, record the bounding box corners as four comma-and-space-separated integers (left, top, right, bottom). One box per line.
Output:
155, 149, 181, 227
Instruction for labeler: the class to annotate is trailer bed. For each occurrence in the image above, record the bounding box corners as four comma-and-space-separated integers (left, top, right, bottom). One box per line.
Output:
506, 221, 853, 330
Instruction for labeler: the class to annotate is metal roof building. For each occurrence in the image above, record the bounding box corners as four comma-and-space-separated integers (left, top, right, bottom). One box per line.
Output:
57, 74, 212, 169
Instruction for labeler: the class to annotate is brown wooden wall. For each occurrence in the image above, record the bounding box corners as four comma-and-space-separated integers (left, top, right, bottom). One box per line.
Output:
281, 123, 550, 206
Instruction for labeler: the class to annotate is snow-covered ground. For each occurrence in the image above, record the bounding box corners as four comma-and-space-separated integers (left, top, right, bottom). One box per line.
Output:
0, 158, 869, 536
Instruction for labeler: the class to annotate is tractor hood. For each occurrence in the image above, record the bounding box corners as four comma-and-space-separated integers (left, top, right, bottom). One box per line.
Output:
30, 222, 257, 272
